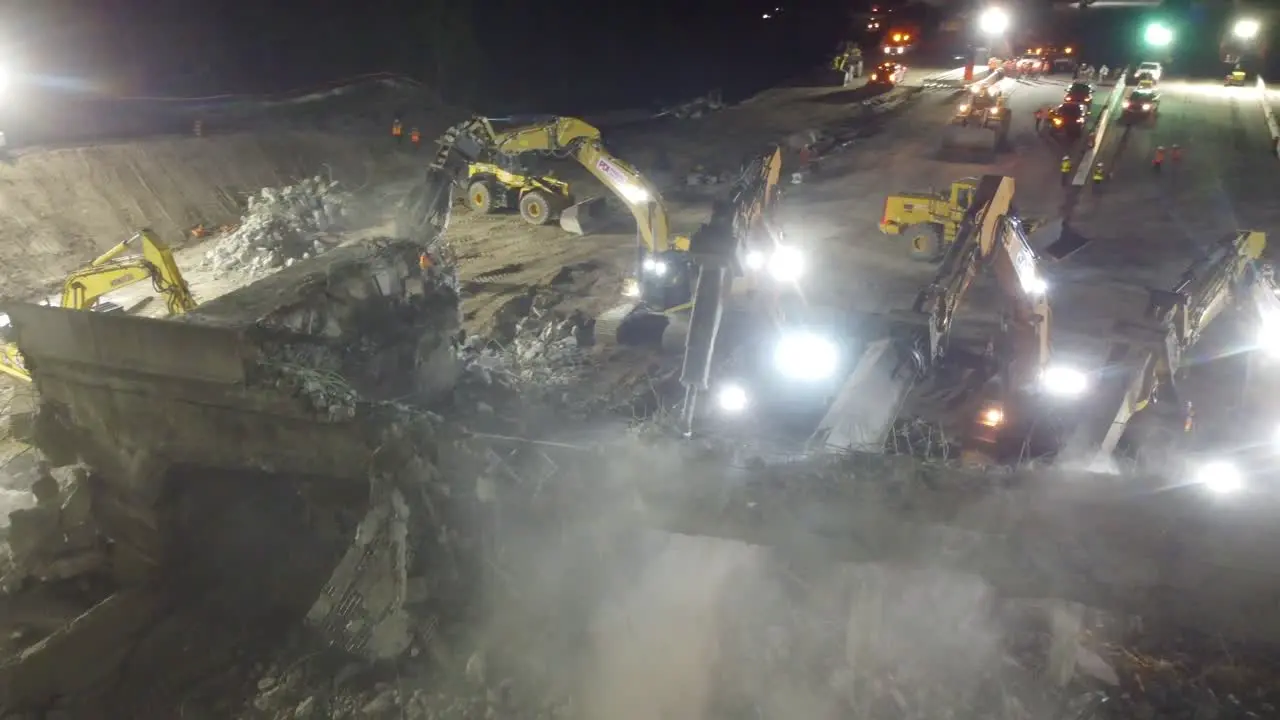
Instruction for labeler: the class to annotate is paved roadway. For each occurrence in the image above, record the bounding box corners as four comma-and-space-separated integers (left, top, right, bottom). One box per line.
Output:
714, 73, 1280, 637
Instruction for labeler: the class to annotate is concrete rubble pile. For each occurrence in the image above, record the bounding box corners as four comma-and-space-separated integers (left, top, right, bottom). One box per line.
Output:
461, 291, 595, 391
202, 176, 351, 276
0, 239, 514, 716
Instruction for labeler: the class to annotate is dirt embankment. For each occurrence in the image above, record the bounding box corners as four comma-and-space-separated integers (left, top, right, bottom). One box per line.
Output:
0, 132, 423, 298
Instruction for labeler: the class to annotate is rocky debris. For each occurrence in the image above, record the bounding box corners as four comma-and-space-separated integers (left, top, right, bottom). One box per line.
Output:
460, 292, 595, 390
1, 466, 106, 588
661, 88, 725, 120
202, 177, 351, 276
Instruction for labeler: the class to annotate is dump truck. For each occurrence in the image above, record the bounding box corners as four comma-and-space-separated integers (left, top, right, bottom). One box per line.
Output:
939, 86, 1010, 157
878, 178, 979, 261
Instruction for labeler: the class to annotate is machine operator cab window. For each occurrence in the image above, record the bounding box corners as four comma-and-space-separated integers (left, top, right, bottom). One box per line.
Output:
954, 185, 975, 211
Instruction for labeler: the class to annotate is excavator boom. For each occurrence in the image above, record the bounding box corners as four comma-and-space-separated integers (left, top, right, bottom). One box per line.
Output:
2, 230, 197, 383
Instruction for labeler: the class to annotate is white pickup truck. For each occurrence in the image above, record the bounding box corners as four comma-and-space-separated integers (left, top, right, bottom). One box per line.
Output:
1137, 61, 1163, 82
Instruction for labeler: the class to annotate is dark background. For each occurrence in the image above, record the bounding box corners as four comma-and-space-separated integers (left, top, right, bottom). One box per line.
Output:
2, 1, 1278, 119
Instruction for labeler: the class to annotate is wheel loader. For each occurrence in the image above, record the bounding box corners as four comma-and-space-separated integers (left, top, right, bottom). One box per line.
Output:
939, 88, 1010, 158
879, 178, 978, 262
461, 161, 575, 227
879, 178, 1042, 262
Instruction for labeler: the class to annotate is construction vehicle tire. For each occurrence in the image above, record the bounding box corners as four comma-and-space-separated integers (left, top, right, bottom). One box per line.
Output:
466, 180, 495, 214
519, 191, 555, 226
905, 224, 943, 262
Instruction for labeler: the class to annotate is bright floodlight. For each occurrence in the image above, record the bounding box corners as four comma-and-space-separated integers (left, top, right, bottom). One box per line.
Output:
1144, 23, 1174, 47
978, 7, 1010, 35
1193, 460, 1244, 494
1234, 19, 1261, 41
768, 245, 805, 282
715, 383, 749, 413
1040, 365, 1088, 398
773, 331, 839, 381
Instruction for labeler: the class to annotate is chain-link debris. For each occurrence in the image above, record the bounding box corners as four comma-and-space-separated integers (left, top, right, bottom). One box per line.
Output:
202, 177, 350, 276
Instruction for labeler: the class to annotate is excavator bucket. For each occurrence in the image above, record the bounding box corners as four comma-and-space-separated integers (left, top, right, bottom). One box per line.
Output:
558, 196, 609, 236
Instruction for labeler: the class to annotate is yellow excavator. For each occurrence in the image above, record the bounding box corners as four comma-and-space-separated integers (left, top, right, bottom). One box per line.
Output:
397, 115, 694, 324
0, 229, 198, 382
1061, 231, 1269, 471
815, 175, 1069, 459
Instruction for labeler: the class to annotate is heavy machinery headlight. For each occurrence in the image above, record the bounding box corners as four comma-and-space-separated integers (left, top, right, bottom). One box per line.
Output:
1053, 118, 1063, 126
1191, 460, 1244, 494
977, 404, 1005, 428
1256, 315, 1280, 357
773, 331, 839, 381
870, 73, 879, 81
1021, 272, 1048, 295
1122, 101, 1130, 109
1040, 364, 1088, 397
744, 249, 766, 271
642, 257, 668, 276
715, 382, 750, 413
1141, 103, 1152, 111
767, 245, 805, 282
958, 103, 970, 113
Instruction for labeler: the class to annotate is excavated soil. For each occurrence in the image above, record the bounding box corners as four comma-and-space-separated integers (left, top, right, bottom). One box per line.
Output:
0, 133, 425, 299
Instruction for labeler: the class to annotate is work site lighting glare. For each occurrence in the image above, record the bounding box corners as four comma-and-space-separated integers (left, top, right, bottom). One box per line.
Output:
1040, 365, 1088, 397
1233, 19, 1261, 41
1192, 460, 1244, 494
745, 249, 766, 271
978, 8, 1010, 35
1144, 23, 1174, 48
767, 245, 805, 282
715, 383, 749, 413
773, 331, 839, 382
617, 183, 650, 204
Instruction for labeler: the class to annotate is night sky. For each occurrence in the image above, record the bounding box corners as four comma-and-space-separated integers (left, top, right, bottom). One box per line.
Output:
4, 1, 1277, 109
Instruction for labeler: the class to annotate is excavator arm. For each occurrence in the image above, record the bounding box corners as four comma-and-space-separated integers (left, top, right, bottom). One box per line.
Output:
913, 175, 1048, 381
677, 147, 786, 432
0, 230, 198, 384
62, 230, 198, 315
1061, 231, 1267, 467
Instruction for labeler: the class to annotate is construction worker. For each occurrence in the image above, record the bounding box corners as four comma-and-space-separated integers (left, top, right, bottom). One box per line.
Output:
1171, 144, 1182, 164
1060, 155, 1072, 186
1091, 162, 1106, 192
1034, 107, 1045, 132
410, 127, 421, 149
391, 118, 404, 143
1152, 145, 1165, 171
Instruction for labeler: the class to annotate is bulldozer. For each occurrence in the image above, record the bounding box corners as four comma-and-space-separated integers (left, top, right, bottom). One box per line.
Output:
939, 87, 1010, 158
460, 160, 575, 227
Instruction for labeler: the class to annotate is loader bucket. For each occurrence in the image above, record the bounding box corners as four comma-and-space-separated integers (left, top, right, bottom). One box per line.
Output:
559, 196, 609, 236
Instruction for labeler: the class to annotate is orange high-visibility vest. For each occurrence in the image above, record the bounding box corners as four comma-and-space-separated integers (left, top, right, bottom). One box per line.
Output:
392, 120, 403, 137
1153, 148, 1165, 163
419, 252, 433, 270
410, 129, 421, 144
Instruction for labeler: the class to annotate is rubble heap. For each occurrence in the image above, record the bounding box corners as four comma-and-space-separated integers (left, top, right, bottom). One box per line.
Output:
202, 177, 351, 276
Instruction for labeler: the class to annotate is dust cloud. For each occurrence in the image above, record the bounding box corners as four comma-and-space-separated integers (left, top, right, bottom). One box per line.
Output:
473, 482, 1046, 719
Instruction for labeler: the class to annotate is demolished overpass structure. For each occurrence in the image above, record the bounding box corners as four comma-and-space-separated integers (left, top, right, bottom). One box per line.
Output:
5, 238, 1280, 712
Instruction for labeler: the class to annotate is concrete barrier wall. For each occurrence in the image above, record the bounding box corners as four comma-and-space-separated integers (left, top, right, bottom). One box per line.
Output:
1257, 75, 1280, 159
1072, 75, 1126, 187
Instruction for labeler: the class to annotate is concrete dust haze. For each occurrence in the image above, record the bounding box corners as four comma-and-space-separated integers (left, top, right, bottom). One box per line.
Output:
473, 480, 1031, 719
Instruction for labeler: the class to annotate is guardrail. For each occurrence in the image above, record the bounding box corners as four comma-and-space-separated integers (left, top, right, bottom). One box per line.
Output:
1258, 75, 1280, 159
1071, 75, 1126, 186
